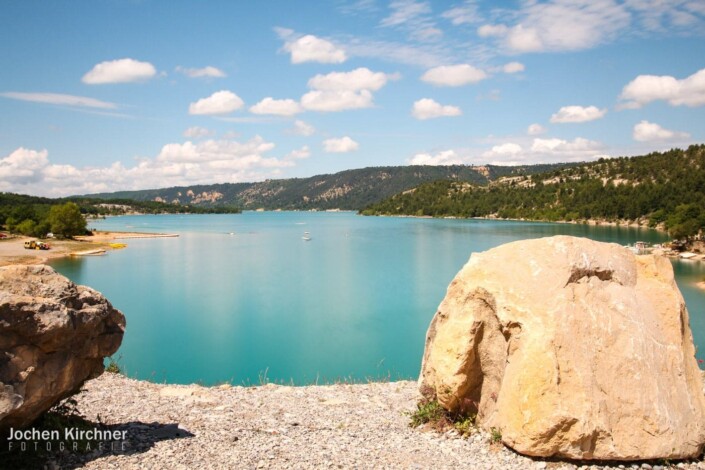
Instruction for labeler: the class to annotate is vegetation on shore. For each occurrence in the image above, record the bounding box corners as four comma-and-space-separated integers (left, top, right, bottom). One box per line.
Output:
0, 193, 241, 238
361, 145, 705, 240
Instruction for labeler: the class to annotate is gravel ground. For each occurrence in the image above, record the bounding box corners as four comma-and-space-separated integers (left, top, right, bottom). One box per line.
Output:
29, 373, 705, 469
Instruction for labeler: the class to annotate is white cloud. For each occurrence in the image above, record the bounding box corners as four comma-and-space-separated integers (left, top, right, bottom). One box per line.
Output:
283, 34, 347, 64
442, 1, 482, 25
0, 148, 50, 184
483, 143, 523, 159
323, 136, 359, 153
307, 68, 395, 92
301, 90, 374, 112
284, 146, 311, 160
503, 62, 525, 74
550, 105, 607, 123
0, 92, 117, 109
82, 58, 157, 84
527, 123, 546, 135
421, 64, 487, 86
409, 150, 464, 165
0, 138, 302, 196
176, 66, 226, 78
189, 90, 244, 115
501, 0, 631, 53
477, 24, 508, 37
249, 97, 302, 116
381, 0, 431, 27
531, 137, 603, 157
183, 126, 213, 138
412, 98, 462, 120
619, 68, 705, 108
290, 120, 316, 136
409, 135, 605, 167
299, 68, 396, 112
632, 120, 690, 142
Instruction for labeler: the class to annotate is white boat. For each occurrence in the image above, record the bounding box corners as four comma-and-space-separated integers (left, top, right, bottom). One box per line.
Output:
302, 231, 311, 241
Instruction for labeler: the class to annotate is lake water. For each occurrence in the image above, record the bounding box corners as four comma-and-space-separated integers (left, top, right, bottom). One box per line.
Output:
50, 212, 705, 385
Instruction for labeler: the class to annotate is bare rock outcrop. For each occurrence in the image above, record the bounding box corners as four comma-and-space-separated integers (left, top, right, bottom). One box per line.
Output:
0, 264, 125, 430
419, 236, 705, 460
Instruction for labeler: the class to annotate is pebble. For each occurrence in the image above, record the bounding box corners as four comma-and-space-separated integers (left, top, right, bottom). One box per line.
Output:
40, 373, 705, 470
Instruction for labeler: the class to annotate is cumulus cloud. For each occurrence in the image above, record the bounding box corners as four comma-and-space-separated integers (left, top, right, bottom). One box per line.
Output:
176, 66, 226, 78
0, 92, 117, 109
477, 24, 508, 37
409, 135, 606, 167
483, 143, 523, 159
283, 34, 347, 64
0, 138, 298, 196
300, 68, 395, 112
421, 64, 487, 86
619, 68, 705, 108
82, 58, 157, 84
409, 150, 464, 165
632, 120, 690, 142
323, 136, 359, 153
301, 90, 373, 112
531, 137, 603, 156
503, 62, 525, 74
550, 105, 607, 123
183, 126, 214, 139
308, 68, 396, 92
412, 98, 462, 120
527, 123, 546, 135
249, 97, 302, 116
0, 148, 50, 184
284, 145, 311, 160
290, 120, 316, 136
189, 90, 244, 115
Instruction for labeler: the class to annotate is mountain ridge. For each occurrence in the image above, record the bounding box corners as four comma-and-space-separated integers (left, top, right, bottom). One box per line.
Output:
84, 163, 575, 211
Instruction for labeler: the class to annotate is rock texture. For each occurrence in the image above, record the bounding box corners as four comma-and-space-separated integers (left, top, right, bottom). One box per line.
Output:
0, 264, 125, 430
419, 235, 705, 461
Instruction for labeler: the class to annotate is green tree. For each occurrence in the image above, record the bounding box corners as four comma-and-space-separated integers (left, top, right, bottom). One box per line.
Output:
47, 202, 87, 238
14, 219, 37, 236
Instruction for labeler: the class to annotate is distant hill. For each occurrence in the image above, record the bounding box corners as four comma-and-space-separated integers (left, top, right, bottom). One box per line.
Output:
361, 145, 705, 239
85, 163, 574, 211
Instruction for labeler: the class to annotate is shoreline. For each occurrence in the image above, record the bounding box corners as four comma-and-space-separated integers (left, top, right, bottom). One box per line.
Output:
367, 212, 666, 232
0, 231, 178, 267
19, 372, 705, 469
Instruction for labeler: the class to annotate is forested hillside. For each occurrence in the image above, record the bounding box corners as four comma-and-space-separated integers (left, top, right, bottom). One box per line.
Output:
362, 145, 705, 239
86, 163, 573, 211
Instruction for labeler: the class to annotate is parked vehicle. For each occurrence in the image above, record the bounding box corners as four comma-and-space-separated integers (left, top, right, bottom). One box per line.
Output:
24, 240, 50, 250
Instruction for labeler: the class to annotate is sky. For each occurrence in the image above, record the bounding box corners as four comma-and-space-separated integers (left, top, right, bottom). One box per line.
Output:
1, 0, 704, 197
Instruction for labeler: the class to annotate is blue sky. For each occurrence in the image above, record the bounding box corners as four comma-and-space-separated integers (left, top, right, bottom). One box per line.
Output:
1, 0, 704, 197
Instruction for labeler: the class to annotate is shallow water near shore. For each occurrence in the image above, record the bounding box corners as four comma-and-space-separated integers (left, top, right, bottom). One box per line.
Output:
50, 212, 705, 385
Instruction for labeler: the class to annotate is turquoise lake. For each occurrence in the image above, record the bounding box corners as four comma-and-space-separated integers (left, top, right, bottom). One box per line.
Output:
50, 212, 705, 385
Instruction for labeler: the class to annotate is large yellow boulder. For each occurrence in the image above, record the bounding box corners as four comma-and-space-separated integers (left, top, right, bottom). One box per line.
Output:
419, 236, 705, 460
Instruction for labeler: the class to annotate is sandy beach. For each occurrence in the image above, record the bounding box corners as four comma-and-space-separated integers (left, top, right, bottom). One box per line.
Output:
0, 231, 178, 267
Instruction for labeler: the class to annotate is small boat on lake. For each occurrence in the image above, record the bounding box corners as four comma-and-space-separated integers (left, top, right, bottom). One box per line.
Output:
302, 231, 311, 241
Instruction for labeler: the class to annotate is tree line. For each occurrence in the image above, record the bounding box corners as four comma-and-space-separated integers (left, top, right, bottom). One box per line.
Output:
361, 145, 705, 240
0, 193, 241, 239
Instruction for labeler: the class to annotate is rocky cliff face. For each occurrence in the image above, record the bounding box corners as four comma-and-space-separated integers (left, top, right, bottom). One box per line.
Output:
419, 236, 705, 460
0, 265, 125, 430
